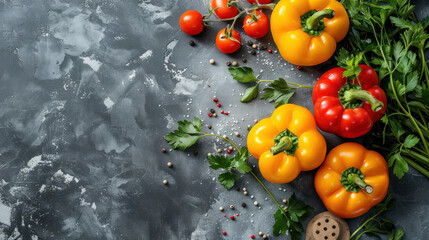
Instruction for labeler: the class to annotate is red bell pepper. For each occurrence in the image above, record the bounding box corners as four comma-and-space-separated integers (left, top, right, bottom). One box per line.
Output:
312, 65, 387, 138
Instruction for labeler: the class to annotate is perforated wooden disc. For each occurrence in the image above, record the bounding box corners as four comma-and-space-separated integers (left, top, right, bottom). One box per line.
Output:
305, 211, 350, 240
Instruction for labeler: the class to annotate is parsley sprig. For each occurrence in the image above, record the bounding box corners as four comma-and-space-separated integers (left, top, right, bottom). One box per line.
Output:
164, 117, 313, 238
350, 193, 404, 240
339, 0, 429, 179
228, 67, 313, 107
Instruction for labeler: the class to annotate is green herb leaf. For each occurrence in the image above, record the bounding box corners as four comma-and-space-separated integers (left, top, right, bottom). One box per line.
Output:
405, 71, 418, 92
403, 134, 420, 148
273, 209, 288, 236
421, 89, 429, 105
164, 117, 204, 150
389, 227, 404, 240
376, 192, 395, 213
390, 16, 414, 29
356, 218, 395, 240
232, 147, 252, 174
218, 171, 238, 189
273, 193, 313, 240
228, 67, 258, 83
388, 153, 409, 179
261, 78, 296, 108
336, 48, 353, 68
208, 155, 234, 170
240, 83, 260, 103
286, 193, 314, 223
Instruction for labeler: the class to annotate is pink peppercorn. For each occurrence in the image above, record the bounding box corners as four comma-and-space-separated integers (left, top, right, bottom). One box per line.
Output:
217, 103, 221, 107
251, 235, 255, 239
221, 110, 225, 114
227, 149, 231, 154
213, 97, 218, 102
268, 49, 272, 53
224, 214, 226, 217
225, 112, 229, 115
230, 216, 234, 220
297, 65, 302, 70
222, 231, 227, 235
235, 213, 239, 216
208, 113, 212, 117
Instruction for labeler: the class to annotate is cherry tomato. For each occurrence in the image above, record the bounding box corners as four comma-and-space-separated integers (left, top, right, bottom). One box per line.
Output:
211, 0, 239, 19
216, 29, 241, 54
179, 10, 204, 35
243, 11, 269, 39
247, 0, 272, 3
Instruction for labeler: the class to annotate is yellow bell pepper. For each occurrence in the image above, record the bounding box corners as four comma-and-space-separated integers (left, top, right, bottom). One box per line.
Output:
271, 0, 350, 66
247, 104, 327, 183
314, 142, 389, 218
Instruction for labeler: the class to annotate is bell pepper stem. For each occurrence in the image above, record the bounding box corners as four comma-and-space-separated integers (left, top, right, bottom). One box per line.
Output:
306, 9, 335, 30
343, 89, 384, 112
348, 174, 374, 194
270, 137, 290, 155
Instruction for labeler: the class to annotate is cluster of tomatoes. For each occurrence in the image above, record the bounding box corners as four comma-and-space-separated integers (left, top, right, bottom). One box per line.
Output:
179, 0, 272, 54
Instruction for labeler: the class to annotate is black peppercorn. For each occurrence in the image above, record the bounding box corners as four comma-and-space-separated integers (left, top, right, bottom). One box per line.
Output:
235, 186, 240, 191
226, 61, 232, 66
241, 202, 247, 207
251, 50, 256, 55
242, 58, 247, 63
208, 125, 212, 129
247, 40, 253, 46
193, 150, 198, 155
189, 40, 195, 46
210, 109, 215, 113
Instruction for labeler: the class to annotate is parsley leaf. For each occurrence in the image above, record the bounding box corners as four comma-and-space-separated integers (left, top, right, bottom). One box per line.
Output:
164, 117, 204, 150
389, 227, 404, 240
228, 67, 258, 82
240, 83, 260, 103
218, 171, 238, 189
273, 209, 288, 236
208, 155, 234, 170
272, 193, 313, 240
355, 218, 395, 240
261, 78, 296, 108
286, 193, 314, 223
231, 147, 252, 174
387, 153, 409, 179
351, 193, 397, 240
403, 134, 420, 148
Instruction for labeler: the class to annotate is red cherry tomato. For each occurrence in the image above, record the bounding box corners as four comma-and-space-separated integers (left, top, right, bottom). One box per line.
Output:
243, 11, 270, 39
211, 0, 239, 19
216, 29, 241, 54
247, 0, 272, 4
179, 10, 204, 35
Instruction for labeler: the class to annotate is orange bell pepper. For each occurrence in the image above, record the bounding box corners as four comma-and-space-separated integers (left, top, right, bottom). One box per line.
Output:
270, 0, 350, 66
247, 104, 327, 183
314, 142, 389, 218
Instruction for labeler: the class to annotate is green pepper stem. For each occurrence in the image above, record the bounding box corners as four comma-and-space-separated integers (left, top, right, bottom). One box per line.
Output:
270, 137, 290, 155
348, 174, 373, 194
343, 89, 384, 112
306, 9, 335, 30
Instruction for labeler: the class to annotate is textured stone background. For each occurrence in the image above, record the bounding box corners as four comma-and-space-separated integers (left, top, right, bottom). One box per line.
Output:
0, 0, 427, 239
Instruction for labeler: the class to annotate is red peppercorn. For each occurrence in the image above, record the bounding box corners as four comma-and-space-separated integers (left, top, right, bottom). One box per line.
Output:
225, 112, 229, 115
227, 149, 231, 154
222, 231, 227, 235
213, 97, 218, 102
162, 148, 166, 153
297, 65, 302, 70
224, 214, 226, 217
230, 216, 234, 220
208, 113, 212, 117
221, 110, 225, 114
235, 213, 239, 216
251, 235, 255, 239
268, 49, 272, 53
217, 103, 221, 107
